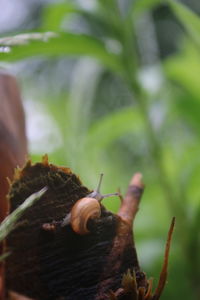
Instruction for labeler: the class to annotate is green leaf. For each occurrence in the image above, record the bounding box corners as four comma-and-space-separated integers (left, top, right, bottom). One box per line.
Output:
98, 0, 116, 10
0, 33, 122, 74
42, 3, 115, 37
87, 107, 144, 150
168, 0, 200, 47
0, 32, 57, 46
43, 2, 122, 41
133, 0, 162, 16
187, 202, 200, 278
0, 187, 47, 242
164, 41, 200, 99
42, 3, 78, 31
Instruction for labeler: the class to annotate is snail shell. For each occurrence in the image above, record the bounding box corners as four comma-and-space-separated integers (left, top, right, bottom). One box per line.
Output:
71, 197, 101, 235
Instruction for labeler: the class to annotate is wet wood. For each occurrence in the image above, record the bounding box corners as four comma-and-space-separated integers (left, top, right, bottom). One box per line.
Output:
5, 158, 147, 299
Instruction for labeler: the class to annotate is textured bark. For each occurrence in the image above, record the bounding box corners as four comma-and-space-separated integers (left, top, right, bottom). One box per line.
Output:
4, 158, 175, 299
5, 158, 148, 300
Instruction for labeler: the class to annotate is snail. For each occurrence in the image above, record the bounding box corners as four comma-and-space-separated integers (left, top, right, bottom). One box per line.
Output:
62, 173, 118, 235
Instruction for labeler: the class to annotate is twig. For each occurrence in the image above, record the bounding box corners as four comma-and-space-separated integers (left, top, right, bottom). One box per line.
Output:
152, 217, 175, 300
117, 173, 144, 226
96, 173, 145, 298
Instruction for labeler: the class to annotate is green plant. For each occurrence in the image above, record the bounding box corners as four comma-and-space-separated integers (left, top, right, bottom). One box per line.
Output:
0, 1, 200, 299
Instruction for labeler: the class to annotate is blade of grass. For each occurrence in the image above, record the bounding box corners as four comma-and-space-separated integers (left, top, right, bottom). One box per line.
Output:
0, 32, 57, 46
0, 187, 47, 242
168, 0, 200, 48
0, 33, 123, 74
0, 252, 10, 262
132, 0, 162, 16
42, 3, 78, 30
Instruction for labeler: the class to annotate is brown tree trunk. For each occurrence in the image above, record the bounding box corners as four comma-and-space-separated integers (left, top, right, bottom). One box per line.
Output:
0, 72, 27, 299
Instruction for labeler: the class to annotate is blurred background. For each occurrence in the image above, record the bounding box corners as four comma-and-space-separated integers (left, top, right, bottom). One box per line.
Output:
0, 0, 200, 299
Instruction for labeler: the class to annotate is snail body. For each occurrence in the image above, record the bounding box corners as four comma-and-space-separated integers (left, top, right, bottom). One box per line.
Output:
62, 174, 118, 235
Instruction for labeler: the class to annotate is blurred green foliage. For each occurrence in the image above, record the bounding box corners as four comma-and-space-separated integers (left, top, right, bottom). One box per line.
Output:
0, 0, 200, 299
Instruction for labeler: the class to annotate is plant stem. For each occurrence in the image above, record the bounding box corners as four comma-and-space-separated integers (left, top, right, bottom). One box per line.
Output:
123, 61, 178, 214
124, 36, 200, 300
131, 85, 179, 214
113, 2, 198, 299
116, 6, 186, 220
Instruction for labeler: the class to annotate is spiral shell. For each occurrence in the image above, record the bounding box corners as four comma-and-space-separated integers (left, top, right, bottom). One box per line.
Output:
71, 197, 101, 235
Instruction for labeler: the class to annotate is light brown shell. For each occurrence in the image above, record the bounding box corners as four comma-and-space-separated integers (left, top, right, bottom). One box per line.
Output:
71, 197, 101, 235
